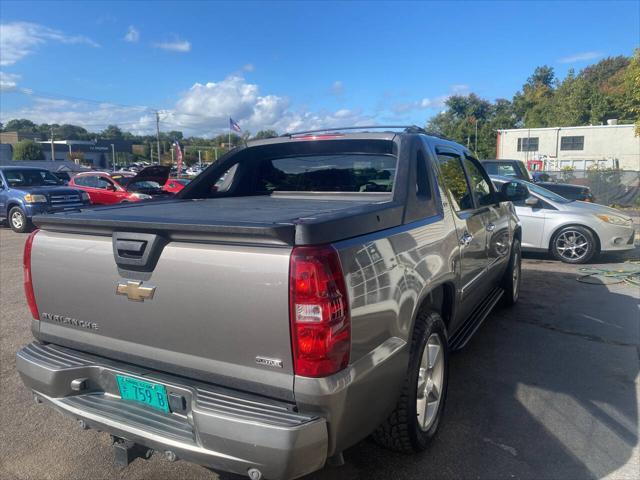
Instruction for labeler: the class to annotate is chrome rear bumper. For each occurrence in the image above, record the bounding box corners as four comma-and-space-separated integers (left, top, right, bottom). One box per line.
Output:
17, 342, 327, 479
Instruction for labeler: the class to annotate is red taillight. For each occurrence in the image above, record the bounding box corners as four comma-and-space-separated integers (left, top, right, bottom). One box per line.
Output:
289, 245, 350, 377
23, 229, 40, 320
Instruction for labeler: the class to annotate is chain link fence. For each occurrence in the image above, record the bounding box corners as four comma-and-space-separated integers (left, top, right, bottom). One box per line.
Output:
534, 170, 640, 207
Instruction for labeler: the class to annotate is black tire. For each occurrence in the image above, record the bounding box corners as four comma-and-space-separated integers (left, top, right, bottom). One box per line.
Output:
501, 238, 522, 306
372, 310, 448, 453
550, 225, 597, 264
8, 206, 32, 233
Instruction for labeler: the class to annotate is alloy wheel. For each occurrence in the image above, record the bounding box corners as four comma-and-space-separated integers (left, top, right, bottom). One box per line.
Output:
512, 250, 521, 301
555, 230, 590, 261
11, 210, 24, 230
416, 333, 445, 431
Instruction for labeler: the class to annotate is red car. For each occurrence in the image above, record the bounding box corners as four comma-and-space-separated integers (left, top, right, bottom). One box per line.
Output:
69, 166, 171, 205
162, 178, 190, 193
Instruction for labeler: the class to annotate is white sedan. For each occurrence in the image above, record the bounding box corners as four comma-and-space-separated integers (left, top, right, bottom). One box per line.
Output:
491, 176, 635, 263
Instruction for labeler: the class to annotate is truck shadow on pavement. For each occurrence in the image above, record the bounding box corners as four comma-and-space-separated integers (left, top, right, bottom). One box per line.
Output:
305, 268, 639, 480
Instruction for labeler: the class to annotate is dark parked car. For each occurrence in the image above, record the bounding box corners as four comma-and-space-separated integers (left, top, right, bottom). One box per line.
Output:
0, 167, 90, 233
480, 159, 595, 202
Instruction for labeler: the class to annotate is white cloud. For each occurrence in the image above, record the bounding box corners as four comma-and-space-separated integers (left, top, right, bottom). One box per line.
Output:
242, 63, 255, 72
124, 26, 140, 43
331, 80, 344, 95
0, 21, 99, 66
153, 38, 191, 52
0, 75, 374, 136
391, 84, 470, 115
0, 71, 20, 91
558, 51, 602, 64
450, 84, 469, 93
0, 96, 153, 135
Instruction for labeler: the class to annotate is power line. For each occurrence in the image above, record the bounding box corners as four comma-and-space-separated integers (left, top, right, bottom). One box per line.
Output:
5, 87, 154, 112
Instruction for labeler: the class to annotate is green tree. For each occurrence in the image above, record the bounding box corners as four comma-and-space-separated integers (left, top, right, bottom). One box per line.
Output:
100, 125, 124, 140
550, 70, 591, 126
512, 66, 557, 127
617, 49, 640, 134
4, 119, 38, 133
254, 129, 278, 139
427, 94, 515, 158
56, 124, 90, 140
13, 140, 45, 160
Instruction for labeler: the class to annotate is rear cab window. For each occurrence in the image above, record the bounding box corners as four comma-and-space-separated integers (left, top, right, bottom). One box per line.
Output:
185, 139, 398, 199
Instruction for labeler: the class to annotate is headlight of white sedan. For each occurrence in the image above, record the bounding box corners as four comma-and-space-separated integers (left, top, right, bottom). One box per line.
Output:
596, 214, 632, 226
23, 194, 47, 203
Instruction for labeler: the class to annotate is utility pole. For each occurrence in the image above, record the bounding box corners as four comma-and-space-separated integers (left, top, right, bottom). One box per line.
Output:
198, 150, 202, 169
155, 110, 162, 165
474, 119, 479, 155
111, 144, 116, 171
50, 127, 55, 163
150, 144, 153, 163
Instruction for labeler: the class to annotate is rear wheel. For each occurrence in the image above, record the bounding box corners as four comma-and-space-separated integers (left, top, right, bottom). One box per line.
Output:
9, 207, 31, 233
501, 238, 521, 306
551, 226, 597, 264
372, 310, 448, 453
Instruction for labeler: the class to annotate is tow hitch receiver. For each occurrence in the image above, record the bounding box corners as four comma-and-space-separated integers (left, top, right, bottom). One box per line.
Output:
112, 436, 153, 467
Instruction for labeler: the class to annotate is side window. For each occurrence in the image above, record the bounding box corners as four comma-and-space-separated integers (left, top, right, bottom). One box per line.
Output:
95, 177, 114, 189
213, 163, 238, 193
74, 175, 92, 187
498, 164, 517, 176
462, 156, 493, 207
436, 152, 473, 211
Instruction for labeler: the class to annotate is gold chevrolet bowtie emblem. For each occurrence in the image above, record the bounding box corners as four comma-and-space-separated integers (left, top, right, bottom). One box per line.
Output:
116, 281, 156, 302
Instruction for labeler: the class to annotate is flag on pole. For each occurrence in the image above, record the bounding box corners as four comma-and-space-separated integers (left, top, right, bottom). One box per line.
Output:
173, 141, 183, 176
229, 118, 241, 133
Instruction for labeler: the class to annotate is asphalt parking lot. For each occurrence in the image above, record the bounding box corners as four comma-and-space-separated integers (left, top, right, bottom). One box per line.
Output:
1, 228, 638, 480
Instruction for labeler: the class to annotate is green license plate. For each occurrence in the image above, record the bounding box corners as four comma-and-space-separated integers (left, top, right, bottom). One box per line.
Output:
116, 375, 170, 413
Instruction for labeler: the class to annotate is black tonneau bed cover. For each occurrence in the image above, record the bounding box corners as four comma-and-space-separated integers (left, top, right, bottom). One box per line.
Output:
33, 195, 404, 245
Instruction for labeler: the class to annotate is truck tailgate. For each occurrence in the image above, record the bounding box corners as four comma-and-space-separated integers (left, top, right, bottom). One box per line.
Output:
31, 230, 295, 400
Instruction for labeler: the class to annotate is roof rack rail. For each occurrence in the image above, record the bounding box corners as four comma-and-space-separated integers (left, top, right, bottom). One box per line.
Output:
281, 125, 428, 137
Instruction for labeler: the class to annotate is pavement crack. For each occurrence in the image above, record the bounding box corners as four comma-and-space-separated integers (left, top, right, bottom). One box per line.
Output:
512, 318, 639, 348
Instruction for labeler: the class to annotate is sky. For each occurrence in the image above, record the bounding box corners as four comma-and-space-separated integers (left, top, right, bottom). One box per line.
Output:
0, 0, 638, 137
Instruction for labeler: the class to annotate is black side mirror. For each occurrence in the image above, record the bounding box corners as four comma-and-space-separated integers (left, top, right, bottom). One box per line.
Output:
499, 181, 529, 202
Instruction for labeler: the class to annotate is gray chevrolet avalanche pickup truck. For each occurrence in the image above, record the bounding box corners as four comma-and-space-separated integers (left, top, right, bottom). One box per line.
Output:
17, 127, 528, 479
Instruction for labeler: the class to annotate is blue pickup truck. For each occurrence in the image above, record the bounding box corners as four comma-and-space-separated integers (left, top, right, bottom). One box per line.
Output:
0, 166, 90, 233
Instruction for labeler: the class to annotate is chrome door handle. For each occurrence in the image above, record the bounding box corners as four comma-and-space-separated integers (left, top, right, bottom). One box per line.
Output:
486, 223, 496, 232
459, 232, 473, 246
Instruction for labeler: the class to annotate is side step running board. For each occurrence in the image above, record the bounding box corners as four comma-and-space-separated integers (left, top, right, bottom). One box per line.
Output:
449, 287, 504, 351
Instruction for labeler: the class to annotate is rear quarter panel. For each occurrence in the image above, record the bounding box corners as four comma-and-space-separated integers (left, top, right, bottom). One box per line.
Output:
294, 203, 460, 455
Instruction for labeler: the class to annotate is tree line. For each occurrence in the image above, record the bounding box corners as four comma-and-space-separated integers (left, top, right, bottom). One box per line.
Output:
3, 50, 638, 161
427, 49, 639, 158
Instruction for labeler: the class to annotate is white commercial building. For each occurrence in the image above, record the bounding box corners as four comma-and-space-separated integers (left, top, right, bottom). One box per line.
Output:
496, 123, 640, 171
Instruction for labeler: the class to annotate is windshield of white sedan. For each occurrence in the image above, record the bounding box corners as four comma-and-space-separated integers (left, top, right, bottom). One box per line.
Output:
523, 180, 572, 203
